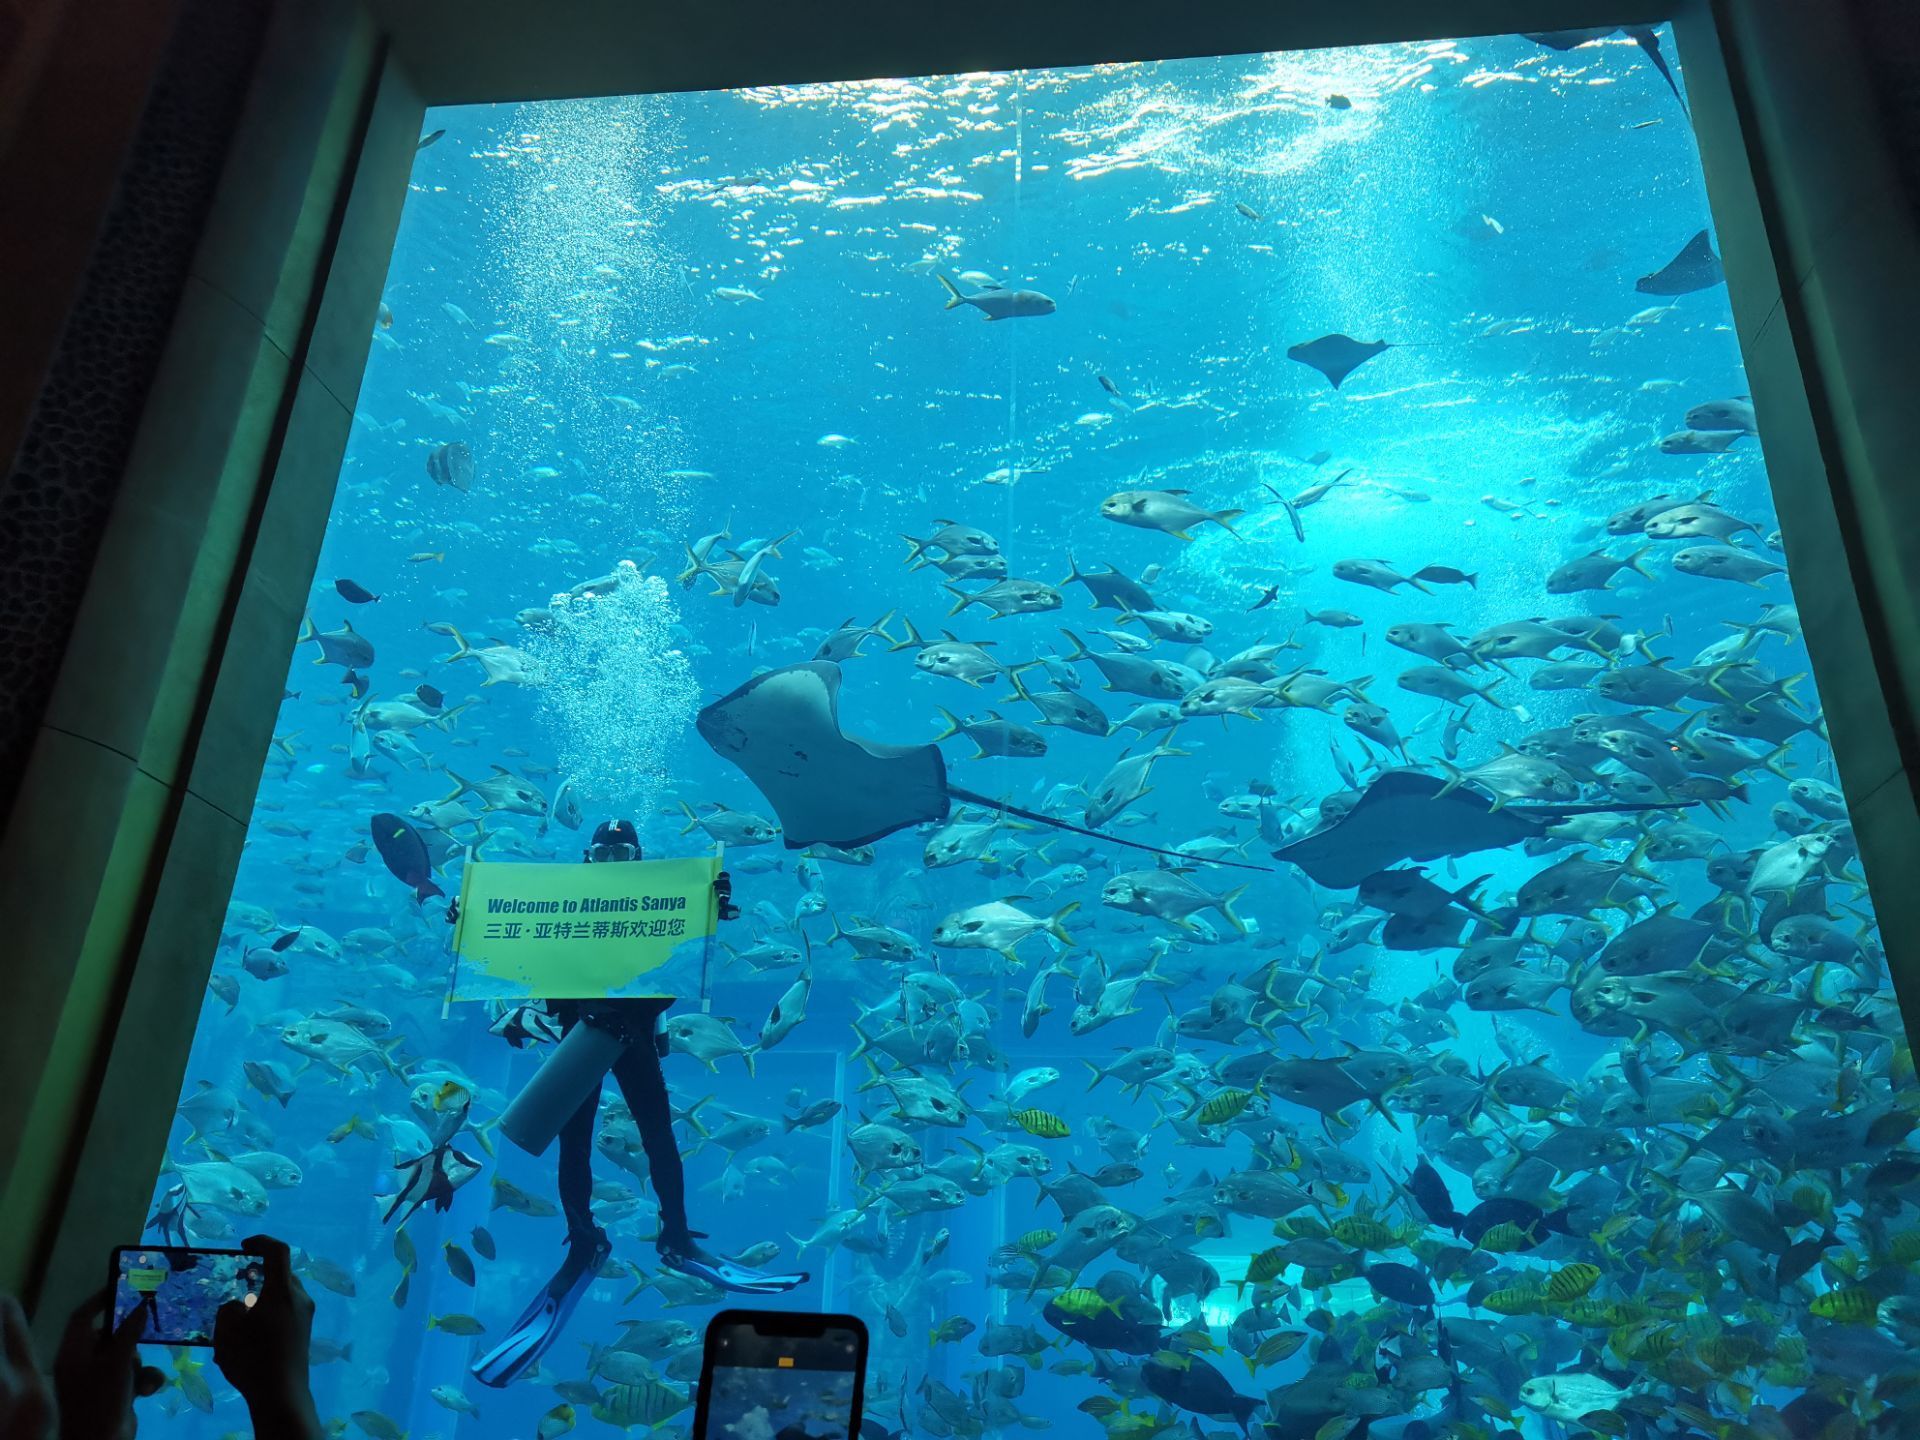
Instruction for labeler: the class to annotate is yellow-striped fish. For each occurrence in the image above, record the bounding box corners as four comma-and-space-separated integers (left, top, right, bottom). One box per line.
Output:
1013, 1108, 1070, 1139
1546, 1262, 1601, 1303
1808, 1286, 1879, 1323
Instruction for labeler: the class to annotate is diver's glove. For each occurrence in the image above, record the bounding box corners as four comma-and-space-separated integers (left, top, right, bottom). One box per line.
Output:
713, 871, 740, 922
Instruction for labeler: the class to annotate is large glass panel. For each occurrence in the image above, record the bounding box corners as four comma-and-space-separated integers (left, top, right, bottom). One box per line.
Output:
147, 28, 1915, 1440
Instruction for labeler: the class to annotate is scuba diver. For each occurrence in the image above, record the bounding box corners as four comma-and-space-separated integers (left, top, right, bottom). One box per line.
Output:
463, 819, 807, 1390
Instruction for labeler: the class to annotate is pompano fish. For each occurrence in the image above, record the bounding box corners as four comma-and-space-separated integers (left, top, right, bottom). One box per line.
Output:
1331, 558, 1431, 594
1059, 555, 1155, 611
947, 579, 1064, 618
1099, 490, 1244, 541
1673, 545, 1786, 586
934, 709, 1048, 759
1116, 609, 1214, 644
1060, 630, 1199, 700
932, 901, 1076, 962
936, 272, 1055, 320
1083, 745, 1185, 829
1101, 870, 1246, 933
663, 1014, 757, 1074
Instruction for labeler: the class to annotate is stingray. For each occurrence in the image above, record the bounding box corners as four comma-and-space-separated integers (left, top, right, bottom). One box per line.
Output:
1524, 27, 1686, 113
697, 661, 1269, 871
1272, 769, 1674, 889
1287, 334, 1390, 390
1637, 230, 1723, 295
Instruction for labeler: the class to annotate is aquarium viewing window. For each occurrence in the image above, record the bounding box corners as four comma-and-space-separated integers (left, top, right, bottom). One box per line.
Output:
128, 20, 1920, 1440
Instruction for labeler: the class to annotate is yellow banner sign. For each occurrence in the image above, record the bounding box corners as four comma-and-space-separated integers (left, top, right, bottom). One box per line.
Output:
450, 856, 720, 1001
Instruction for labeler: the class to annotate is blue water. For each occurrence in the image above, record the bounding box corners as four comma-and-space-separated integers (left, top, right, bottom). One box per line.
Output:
148, 31, 1916, 1440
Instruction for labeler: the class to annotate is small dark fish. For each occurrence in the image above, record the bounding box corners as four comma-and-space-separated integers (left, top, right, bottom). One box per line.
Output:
470, 1226, 496, 1261
417, 128, 446, 150
371, 813, 444, 904
242, 949, 289, 981
335, 578, 381, 604
1404, 1158, 1459, 1229
1413, 565, 1477, 589
269, 929, 303, 953
784, 1098, 843, 1133
415, 684, 445, 709
1365, 1262, 1435, 1307
1098, 375, 1122, 398
938, 272, 1056, 321
1248, 585, 1280, 612
1234, 202, 1262, 221
1775, 1229, 1835, 1288
1327, 94, 1352, 110
443, 1242, 476, 1286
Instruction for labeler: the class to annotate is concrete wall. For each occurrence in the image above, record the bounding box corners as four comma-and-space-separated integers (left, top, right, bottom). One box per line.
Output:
0, 0, 426, 1324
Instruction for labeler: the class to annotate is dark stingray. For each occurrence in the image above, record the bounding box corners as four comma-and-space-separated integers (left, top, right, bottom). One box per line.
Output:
1637, 230, 1723, 295
1272, 769, 1674, 888
697, 661, 1270, 870
1524, 26, 1687, 112
1287, 334, 1390, 390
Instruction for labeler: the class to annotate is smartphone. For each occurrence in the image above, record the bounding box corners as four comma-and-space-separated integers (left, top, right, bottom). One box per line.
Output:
694, 1310, 868, 1440
110, 1246, 265, 1346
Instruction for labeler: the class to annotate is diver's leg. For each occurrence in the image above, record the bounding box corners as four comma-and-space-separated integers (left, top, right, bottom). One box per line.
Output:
555, 1087, 600, 1240
471, 1022, 610, 1386
612, 1001, 808, 1295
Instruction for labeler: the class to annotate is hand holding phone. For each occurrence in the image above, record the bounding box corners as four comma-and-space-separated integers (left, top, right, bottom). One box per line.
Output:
210, 1235, 322, 1440
694, 1311, 868, 1440
110, 1247, 264, 1347
51, 1285, 165, 1440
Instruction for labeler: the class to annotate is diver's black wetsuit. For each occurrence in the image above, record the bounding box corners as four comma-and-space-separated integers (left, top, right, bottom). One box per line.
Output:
468, 831, 802, 1390
550, 997, 689, 1247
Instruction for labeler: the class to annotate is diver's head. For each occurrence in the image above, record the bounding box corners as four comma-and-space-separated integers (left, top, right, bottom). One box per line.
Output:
587, 819, 640, 863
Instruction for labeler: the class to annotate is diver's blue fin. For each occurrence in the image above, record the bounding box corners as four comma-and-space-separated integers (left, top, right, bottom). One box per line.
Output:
660, 1245, 809, 1295
471, 1228, 611, 1388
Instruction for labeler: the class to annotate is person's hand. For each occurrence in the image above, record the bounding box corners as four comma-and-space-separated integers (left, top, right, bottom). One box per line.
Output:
50, 1289, 163, 1440
211, 1237, 320, 1440
0, 1295, 56, 1440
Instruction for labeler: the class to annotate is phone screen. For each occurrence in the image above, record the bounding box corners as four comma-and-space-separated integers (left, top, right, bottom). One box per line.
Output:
111, 1247, 264, 1346
696, 1311, 867, 1440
